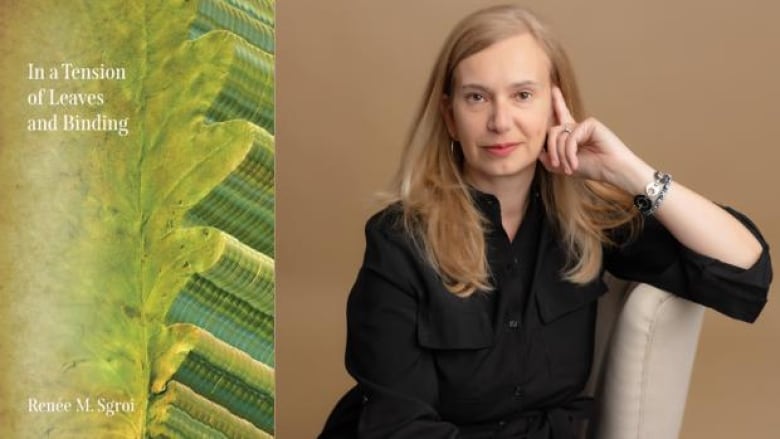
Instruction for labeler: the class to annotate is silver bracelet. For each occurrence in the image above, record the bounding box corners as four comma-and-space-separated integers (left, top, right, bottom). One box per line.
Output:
633, 171, 672, 216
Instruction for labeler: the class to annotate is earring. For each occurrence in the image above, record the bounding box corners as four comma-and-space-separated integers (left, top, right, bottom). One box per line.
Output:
450, 140, 455, 155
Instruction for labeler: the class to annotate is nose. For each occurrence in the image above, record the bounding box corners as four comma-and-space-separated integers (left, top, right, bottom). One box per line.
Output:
487, 98, 511, 133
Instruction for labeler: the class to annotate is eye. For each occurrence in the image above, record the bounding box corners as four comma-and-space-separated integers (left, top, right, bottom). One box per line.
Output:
515, 91, 533, 101
465, 92, 486, 103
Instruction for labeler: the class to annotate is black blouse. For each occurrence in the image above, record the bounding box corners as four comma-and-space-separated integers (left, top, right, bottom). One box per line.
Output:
319, 186, 772, 439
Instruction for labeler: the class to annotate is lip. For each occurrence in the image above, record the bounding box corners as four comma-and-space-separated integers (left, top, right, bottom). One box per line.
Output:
483, 142, 520, 157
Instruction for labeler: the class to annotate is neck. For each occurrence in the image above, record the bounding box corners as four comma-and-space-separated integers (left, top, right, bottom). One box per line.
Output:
465, 166, 536, 241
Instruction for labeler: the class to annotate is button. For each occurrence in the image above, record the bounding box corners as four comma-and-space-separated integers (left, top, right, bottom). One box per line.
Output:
497, 420, 506, 428
508, 319, 520, 329
513, 386, 524, 398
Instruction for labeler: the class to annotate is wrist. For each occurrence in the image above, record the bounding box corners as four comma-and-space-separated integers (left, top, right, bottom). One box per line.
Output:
607, 155, 655, 195
633, 171, 672, 216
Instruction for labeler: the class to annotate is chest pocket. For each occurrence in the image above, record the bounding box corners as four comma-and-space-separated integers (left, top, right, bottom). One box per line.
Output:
415, 298, 497, 414
534, 277, 608, 391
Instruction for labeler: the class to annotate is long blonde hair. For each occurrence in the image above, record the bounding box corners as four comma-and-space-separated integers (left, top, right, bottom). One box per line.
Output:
387, 4, 640, 296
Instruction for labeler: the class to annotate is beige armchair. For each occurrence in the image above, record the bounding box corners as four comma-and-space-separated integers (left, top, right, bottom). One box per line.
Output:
583, 275, 706, 439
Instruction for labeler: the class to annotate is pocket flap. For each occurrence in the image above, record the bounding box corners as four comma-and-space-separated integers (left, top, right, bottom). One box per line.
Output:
417, 307, 494, 349
536, 278, 608, 324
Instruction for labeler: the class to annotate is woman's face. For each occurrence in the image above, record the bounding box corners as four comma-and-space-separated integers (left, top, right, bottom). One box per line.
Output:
443, 33, 553, 190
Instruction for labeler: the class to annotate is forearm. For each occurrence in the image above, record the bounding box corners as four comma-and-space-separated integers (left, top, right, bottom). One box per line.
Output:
612, 156, 764, 269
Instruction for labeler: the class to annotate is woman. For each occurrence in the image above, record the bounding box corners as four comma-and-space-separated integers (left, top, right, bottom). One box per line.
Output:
319, 4, 772, 438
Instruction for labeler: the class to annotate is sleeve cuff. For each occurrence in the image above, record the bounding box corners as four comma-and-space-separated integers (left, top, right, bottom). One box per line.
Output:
678, 205, 772, 323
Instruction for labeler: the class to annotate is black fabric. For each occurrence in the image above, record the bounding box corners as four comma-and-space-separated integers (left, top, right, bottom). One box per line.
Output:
319, 187, 772, 439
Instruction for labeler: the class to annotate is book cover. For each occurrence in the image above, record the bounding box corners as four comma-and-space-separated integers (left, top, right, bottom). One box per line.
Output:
0, 1, 275, 437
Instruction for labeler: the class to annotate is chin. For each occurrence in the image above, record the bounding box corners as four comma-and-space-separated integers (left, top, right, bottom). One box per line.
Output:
471, 162, 536, 182
494, 158, 536, 175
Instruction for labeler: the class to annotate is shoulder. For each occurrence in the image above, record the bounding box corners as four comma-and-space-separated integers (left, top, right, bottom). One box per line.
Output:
357, 203, 429, 287
364, 202, 412, 247
351, 203, 426, 303
366, 202, 402, 230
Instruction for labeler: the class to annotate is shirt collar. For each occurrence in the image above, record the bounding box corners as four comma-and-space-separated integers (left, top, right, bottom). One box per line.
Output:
466, 178, 542, 219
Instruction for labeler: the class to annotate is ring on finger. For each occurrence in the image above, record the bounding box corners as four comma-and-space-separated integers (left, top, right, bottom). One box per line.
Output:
561, 125, 573, 134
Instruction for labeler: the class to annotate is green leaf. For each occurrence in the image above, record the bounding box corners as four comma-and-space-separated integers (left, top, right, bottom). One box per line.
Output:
148, 381, 273, 439
0, 0, 275, 437
151, 324, 275, 434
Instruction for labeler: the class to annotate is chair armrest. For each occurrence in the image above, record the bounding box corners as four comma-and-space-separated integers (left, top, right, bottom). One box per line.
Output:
588, 282, 705, 439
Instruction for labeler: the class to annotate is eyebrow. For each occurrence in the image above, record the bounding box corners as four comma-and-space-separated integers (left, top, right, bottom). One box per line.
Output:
459, 80, 540, 92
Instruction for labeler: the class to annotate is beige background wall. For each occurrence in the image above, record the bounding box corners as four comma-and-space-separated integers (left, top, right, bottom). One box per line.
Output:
276, 1, 780, 437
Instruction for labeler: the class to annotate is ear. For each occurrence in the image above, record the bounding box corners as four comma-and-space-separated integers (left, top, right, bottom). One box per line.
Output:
440, 94, 458, 140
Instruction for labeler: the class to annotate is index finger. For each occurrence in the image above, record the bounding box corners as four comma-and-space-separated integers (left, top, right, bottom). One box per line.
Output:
552, 86, 576, 125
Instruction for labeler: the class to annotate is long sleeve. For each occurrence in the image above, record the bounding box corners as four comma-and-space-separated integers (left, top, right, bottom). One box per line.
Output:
343, 212, 460, 438
603, 206, 772, 322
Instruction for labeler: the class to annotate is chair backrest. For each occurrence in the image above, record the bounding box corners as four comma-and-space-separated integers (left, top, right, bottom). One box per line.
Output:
583, 275, 706, 439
